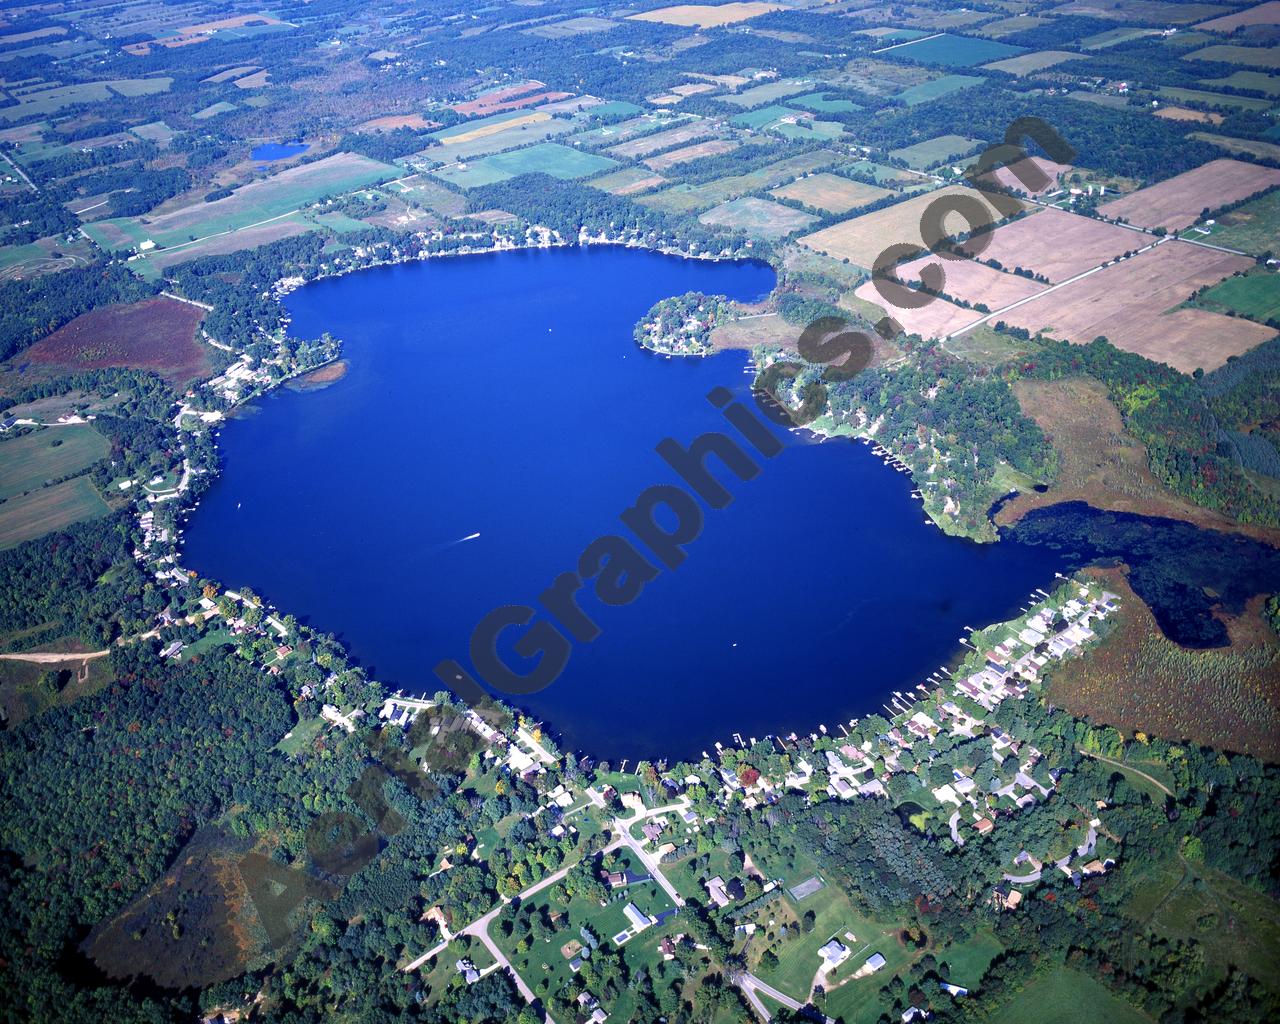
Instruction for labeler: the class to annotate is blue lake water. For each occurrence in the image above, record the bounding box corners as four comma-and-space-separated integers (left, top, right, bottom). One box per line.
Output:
251, 142, 309, 162
183, 246, 1085, 757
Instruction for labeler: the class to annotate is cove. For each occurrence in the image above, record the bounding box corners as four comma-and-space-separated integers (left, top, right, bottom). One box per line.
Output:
251, 142, 309, 162
183, 246, 1085, 759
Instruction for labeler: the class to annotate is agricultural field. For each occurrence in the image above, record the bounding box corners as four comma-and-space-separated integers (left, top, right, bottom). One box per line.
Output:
978, 14, 1051, 36
644, 138, 738, 171
878, 33, 1026, 68
697, 197, 817, 239
896, 254, 1047, 310
984, 50, 1084, 75
84, 153, 400, 253
978, 155, 1073, 197
1195, 0, 1280, 30
896, 73, 982, 105
1156, 85, 1272, 110
0, 77, 171, 122
1190, 188, 1280, 254
588, 166, 666, 195
959, 206, 1138, 282
450, 81, 553, 116
800, 185, 1023, 269
1050, 0, 1231, 23
997, 242, 1273, 373
718, 77, 815, 108
1098, 158, 1280, 231
1199, 68, 1280, 95
771, 173, 893, 214
1185, 43, 1280, 68
731, 104, 800, 129
851, 279, 981, 339
1154, 106, 1224, 125
772, 118, 845, 143
1198, 268, 1280, 322
192, 101, 237, 120
627, 2, 783, 27
1044, 568, 1280, 761
0, 476, 111, 550
847, 159, 929, 185
1081, 25, 1160, 47
431, 110, 550, 146
790, 91, 861, 114
525, 15, 619, 38
12, 297, 212, 385
0, 426, 111, 501
641, 149, 842, 212
142, 216, 315, 274
1190, 133, 1280, 163
607, 119, 715, 159
887, 134, 984, 169
481, 142, 616, 180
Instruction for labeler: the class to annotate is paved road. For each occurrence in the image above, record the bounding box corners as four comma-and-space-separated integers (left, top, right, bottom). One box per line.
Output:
738, 971, 834, 1023
612, 798, 691, 908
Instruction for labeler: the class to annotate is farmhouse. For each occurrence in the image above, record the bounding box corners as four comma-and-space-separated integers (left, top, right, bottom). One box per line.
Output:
818, 938, 850, 970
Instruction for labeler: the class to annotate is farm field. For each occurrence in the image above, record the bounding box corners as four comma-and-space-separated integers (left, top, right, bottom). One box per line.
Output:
989, 967, 1153, 1024
1081, 25, 1159, 47
960, 207, 1138, 282
482, 142, 617, 180
847, 159, 928, 185
996, 241, 1272, 373
1154, 105, 1224, 124
772, 118, 844, 143
1050, 0, 1230, 23
142, 216, 315, 273
978, 155, 1073, 197
0, 426, 110, 501
1195, 0, 1280, 31
1199, 268, 1280, 322
896, 254, 1048, 309
888, 134, 983, 169
1199, 69, 1280, 95
697, 197, 817, 239
84, 153, 400, 251
0, 477, 111, 550
731, 104, 799, 129
627, 2, 782, 27
525, 15, 619, 38
1156, 85, 1272, 110
606, 119, 715, 159
896, 73, 982, 105
431, 109, 549, 145
640, 150, 842, 213
851, 278, 982, 339
644, 138, 738, 171
1098, 158, 1280, 230
0, 77, 171, 122
1189, 133, 1280, 163
879, 33, 1026, 67
717, 77, 815, 108
589, 166, 665, 195
1192, 188, 1280, 253
800, 185, 1023, 269
1185, 43, 1280, 68
770, 173, 893, 214
790, 91, 861, 114
978, 14, 1051, 36
984, 50, 1083, 75
15, 297, 212, 385
435, 116, 578, 161
449, 80, 549, 116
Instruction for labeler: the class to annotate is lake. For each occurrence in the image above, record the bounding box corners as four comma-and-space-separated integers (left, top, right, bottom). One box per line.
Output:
251, 142, 309, 162
182, 246, 1107, 757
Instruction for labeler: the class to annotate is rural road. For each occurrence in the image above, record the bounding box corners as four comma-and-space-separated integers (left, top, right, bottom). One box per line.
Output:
1078, 749, 1174, 797
738, 970, 834, 1023
0, 650, 109, 663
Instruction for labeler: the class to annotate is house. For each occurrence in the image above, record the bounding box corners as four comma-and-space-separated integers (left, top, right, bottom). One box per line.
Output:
864, 952, 887, 972
902, 1007, 928, 1022
159, 641, 184, 659
454, 958, 479, 984
641, 820, 664, 843
706, 876, 731, 908
973, 818, 994, 835
818, 938, 850, 969
623, 902, 653, 932
601, 869, 626, 889
941, 982, 969, 997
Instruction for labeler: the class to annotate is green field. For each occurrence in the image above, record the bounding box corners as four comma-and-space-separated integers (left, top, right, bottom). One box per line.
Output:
989, 968, 1152, 1024
881, 33, 1025, 68
1157, 86, 1273, 111
731, 104, 800, 129
435, 142, 616, 189
1200, 70, 1280, 98
586, 100, 644, 119
791, 91, 861, 114
1186, 44, 1280, 70
1200, 269, 1280, 322
0, 426, 110, 500
697, 196, 817, 238
0, 78, 171, 122
192, 101, 237, 120
0, 476, 111, 549
83, 154, 401, 251
774, 118, 845, 142
719, 77, 815, 108
897, 74, 982, 106
889, 133, 983, 169
1194, 189, 1280, 254
1082, 26, 1157, 49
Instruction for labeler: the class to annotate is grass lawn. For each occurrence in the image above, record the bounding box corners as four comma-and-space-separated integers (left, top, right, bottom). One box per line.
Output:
0, 425, 109, 500
989, 967, 1152, 1024
276, 715, 325, 756
0, 476, 111, 549
176, 627, 235, 664
944, 323, 1035, 367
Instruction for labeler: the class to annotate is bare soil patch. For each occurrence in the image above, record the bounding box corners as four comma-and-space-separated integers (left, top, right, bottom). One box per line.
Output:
960, 207, 1139, 283
1097, 158, 1280, 231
